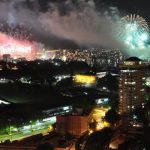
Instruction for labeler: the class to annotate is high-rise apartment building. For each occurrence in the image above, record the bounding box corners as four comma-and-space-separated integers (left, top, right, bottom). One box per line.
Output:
119, 57, 146, 116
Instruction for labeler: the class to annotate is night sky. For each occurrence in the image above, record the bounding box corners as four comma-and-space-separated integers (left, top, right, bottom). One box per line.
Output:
36, 0, 150, 22
39, 1, 149, 10
103, 0, 150, 21
29, 0, 150, 14
2, 0, 149, 19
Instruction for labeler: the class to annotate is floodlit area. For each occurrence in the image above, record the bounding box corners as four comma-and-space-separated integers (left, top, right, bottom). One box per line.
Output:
146, 77, 150, 87
0, 100, 10, 105
0, 106, 73, 142
95, 98, 109, 105
0, 116, 56, 142
74, 74, 96, 85
89, 107, 110, 131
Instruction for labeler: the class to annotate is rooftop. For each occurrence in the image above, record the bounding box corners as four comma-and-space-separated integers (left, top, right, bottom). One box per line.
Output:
125, 57, 142, 62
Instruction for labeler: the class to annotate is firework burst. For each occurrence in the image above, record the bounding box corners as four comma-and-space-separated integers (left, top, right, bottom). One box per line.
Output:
120, 14, 149, 50
0, 23, 32, 41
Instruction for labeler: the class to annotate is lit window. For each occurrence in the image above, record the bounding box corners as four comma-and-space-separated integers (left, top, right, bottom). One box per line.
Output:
124, 61, 135, 65
125, 82, 136, 85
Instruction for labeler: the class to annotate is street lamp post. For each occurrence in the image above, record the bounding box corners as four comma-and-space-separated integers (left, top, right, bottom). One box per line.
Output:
8, 119, 12, 141
30, 121, 34, 134
9, 126, 12, 141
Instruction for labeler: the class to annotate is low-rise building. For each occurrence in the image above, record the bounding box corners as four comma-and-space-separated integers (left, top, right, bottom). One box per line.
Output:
56, 115, 88, 136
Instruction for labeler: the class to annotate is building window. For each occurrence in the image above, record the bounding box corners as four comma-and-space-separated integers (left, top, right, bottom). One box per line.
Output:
140, 89, 144, 91
132, 106, 135, 109
125, 82, 136, 85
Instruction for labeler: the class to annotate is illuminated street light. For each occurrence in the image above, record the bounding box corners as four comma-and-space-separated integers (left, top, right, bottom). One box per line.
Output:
89, 107, 110, 132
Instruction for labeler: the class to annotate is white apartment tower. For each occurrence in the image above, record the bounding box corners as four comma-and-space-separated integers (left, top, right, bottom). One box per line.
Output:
119, 57, 146, 115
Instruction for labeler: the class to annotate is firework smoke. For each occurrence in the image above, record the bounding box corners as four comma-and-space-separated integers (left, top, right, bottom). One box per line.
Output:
0, 0, 123, 48
0, 0, 149, 58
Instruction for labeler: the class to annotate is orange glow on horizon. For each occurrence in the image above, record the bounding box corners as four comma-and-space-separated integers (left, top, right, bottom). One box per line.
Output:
0, 32, 37, 60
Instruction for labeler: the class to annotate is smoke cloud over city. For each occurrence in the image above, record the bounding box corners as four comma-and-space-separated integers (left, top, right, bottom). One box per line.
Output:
0, 0, 149, 58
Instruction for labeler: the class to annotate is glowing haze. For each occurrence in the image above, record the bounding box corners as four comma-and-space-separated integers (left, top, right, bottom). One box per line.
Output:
0, 0, 123, 48
0, 32, 37, 59
0, 0, 149, 59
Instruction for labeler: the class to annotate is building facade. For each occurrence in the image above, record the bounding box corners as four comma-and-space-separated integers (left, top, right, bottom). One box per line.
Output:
119, 57, 146, 117
56, 115, 88, 136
